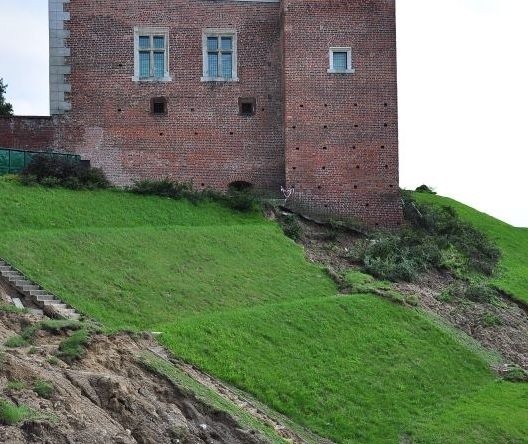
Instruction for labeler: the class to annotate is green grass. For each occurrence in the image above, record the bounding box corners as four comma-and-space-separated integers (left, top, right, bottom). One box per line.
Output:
57, 329, 90, 362
4, 335, 28, 348
412, 381, 528, 444
414, 192, 528, 304
33, 379, 54, 399
0, 177, 526, 442
0, 399, 37, 425
6, 380, 27, 391
158, 295, 518, 443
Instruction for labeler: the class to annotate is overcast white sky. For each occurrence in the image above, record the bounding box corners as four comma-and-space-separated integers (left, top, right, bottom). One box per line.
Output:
0, 0, 527, 227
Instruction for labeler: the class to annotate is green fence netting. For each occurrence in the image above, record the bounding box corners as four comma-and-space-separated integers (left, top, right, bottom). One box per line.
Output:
0, 149, 81, 175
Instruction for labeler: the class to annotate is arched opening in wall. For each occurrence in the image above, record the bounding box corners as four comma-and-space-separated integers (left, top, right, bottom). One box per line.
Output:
228, 181, 253, 192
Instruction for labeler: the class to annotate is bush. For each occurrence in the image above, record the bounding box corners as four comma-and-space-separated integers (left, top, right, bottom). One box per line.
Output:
224, 188, 258, 212
402, 193, 500, 276
131, 178, 192, 199
363, 255, 417, 282
464, 282, 500, 304
357, 192, 501, 282
33, 380, 54, 399
438, 281, 500, 305
279, 215, 302, 241
21, 154, 110, 190
415, 184, 436, 194
130, 179, 259, 213
57, 329, 90, 362
439, 245, 468, 277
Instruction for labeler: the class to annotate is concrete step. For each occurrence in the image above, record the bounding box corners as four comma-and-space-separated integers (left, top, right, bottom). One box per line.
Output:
43, 300, 62, 306
30, 308, 44, 316
36, 294, 55, 302
12, 298, 25, 310
20, 284, 40, 291
43, 301, 67, 310
2, 270, 20, 278
0, 266, 11, 272
60, 308, 77, 316
7, 274, 24, 282
66, 313, 81, 320
28, 289, 47, 297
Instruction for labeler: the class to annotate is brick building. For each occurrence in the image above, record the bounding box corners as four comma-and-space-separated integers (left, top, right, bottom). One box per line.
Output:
1, 0, 402, 227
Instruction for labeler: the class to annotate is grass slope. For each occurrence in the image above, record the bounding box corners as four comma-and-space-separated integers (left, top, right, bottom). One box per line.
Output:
0, 177, 526, 443
414, 192, 528, 304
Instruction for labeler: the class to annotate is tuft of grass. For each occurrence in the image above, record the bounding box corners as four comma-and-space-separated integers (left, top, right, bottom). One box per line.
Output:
480, 312, 502, 327
33, 380, 54, 399
6, 380, 26, 391
0, 303, 28, 314
5, 335, 28, 348
0, 399, 36, 425
39, 319, 82, 333
57, 329, 90, 362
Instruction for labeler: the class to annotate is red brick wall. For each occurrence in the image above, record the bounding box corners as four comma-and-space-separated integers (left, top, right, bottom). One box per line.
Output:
282, 0, 402, 227
0, 117, 56, 150
58, 0, 285, 192
4, 0, 401, 227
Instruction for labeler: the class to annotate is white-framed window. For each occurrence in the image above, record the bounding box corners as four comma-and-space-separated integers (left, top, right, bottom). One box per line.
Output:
133, 27, 172, 82
201, 29, 238, 82
328, 47, 355, 74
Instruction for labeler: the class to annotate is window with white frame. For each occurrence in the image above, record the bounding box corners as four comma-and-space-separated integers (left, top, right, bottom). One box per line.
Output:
202, 29, 238, 82
328, 47, 355, 74
133, 27, 171, 82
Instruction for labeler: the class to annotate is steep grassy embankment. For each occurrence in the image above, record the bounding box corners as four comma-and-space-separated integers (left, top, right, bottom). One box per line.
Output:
414, 192, 528, 304
0, 176, 526, 443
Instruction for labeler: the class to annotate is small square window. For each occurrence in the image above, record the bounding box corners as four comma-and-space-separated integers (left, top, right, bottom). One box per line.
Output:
239, 98, 256, 116
151, 97, 167, 115
333, 52, 348, 71
328, 47, 355, 74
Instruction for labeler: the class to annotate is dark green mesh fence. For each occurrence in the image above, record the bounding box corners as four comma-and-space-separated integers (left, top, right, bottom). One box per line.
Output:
0, 149, 81, 175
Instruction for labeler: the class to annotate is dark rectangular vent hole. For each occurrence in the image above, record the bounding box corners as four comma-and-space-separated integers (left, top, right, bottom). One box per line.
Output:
239, 97, 256, 116
151, 97, 167, 115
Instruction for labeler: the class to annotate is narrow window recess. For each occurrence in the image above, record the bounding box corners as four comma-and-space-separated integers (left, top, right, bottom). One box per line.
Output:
202, 29, 238, 82
151, 97, 168, 115
328, 47, 355, 74
239, 97, 256, 116
133, 27, 171, 82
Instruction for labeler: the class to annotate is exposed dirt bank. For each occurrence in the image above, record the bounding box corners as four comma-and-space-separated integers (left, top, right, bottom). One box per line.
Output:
0, 310, 277, 444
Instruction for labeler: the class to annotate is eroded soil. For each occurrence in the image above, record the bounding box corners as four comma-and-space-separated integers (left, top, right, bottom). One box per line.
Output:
0, 310, 273, 444
293, 214, 528, 371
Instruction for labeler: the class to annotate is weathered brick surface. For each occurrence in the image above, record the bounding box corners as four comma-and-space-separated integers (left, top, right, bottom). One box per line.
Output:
1, 0, 402, 227
282, 0, 402, 227
0, 117, 57, 150
57, 0, 285, 191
